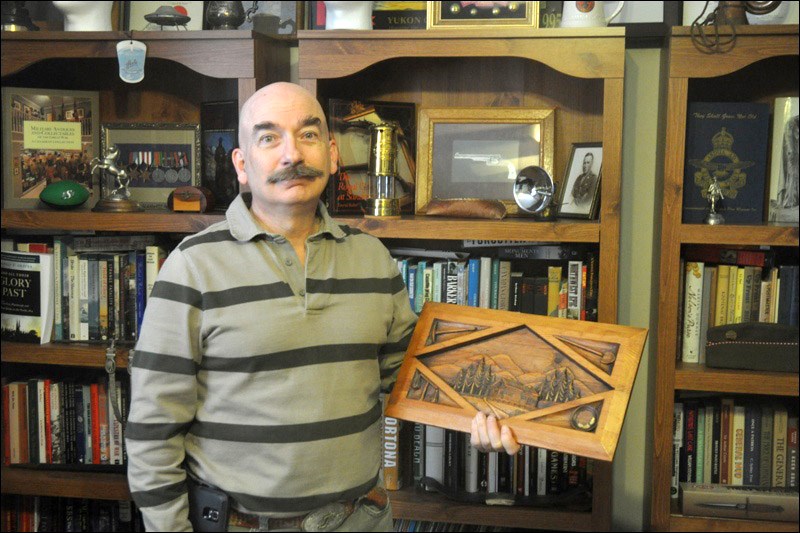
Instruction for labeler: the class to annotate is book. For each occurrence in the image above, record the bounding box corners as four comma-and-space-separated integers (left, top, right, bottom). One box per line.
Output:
672, 402, 684, 498
719, 398, 734, 485
698, 266, 715, 364
424, 426, 445, 489
566, 260, 582, 320
696, 406, 705, 483
743, 403, 761, 486
372, 1, 426, 29
681, 402, 698, 483
759, 405, 774, 488
788, 414, 798, 489
1, 252, 55, 344
144, 245, 166, 302
703, 403, 715, 483
731, 403, 746, 486
777, 265, 799, 326
714, 265, 730, 326
773, 404, 788, 487
681, 262, 705, 363
682, 102, 770, 224
680, 483, 799, 522
381, 394, 403, 490
547, 266, 562, 317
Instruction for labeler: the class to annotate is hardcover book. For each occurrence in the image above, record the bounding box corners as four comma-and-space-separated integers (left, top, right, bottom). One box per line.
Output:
386, 302, 648, 461
682, 102, 770, 224
1, 251, 54, 344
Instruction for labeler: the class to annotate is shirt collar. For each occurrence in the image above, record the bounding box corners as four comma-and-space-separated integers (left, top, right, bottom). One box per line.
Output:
226, 193, 347, 242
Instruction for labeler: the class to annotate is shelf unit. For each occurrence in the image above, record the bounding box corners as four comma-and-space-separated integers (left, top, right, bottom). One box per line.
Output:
298, 27, 626, 531
651, 25, 800, 532
0, 28, 289, 506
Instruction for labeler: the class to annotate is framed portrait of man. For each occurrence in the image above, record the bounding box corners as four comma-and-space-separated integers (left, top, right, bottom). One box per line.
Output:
557, 142, 602, 220
768, 97, 799, 225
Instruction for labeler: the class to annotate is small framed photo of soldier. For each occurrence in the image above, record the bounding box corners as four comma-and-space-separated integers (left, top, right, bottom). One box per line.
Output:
557, 142, 602, 220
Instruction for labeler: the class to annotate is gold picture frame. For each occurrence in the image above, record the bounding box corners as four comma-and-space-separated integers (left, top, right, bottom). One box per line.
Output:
386, 302, 648, 462
427, 1, 538, 29
416, 107, 554, 216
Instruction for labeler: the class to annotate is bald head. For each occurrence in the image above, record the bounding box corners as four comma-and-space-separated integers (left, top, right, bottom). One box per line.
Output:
238, 82, 329, 149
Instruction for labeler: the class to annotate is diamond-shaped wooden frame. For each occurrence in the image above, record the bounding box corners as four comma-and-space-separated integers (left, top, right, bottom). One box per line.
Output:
386, 302, 648, 461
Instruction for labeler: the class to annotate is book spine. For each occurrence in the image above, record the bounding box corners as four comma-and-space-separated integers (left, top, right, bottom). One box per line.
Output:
547, 266, 562, 317
135, 252, 146, 338
464, 437, 479, 493
497, 260, 511, 311
695, 406, 705, 483
703, 403, 715, 483
98, 258, 109, 341
412, 423, 424, 484
536, 448, 547, 496
431, 261, 442, 303
726, 266, 738, 325
87, 256, 99, 341
97, 382, 109, 465
489, 258, 500, 310
681, 402, 698, 483
78, 256, 89, 341
444, 261, 459, 305
711, 400, 721, 483
424, 426, 445, 489
773, 405, 788, 487
467, 259, 480, 307
741, 266, 755, 322
27, 379, 39, 464
731, 404, 746, 486
479, 257, 492, 309
567, 261, 582, 320
53, 238, 64, 340
733, 266, 746, 324
720, 398, 733, 484
743, 403, 761, 486
68, 255, 80, 341
49, 382, 63, 465
672, 402, 684, 498
90, 383, 100, 464
715, 265, 730, 326
788, 415, 798, 489
681, 262, 704, 363
760, 405, 774, 488
698, 266, 715, 365
382, 405, 403, 490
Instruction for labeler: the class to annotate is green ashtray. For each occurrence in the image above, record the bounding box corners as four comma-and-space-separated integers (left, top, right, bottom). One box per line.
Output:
39, 180, 90, 209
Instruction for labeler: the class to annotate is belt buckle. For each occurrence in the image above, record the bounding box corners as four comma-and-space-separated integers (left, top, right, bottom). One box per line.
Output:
301, 501, 349, 532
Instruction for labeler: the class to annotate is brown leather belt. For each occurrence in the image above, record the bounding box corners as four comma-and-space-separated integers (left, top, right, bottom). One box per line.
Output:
227, 486, 387, 531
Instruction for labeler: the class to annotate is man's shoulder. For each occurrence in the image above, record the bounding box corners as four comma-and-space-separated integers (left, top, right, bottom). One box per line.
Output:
175, 219, 237, 255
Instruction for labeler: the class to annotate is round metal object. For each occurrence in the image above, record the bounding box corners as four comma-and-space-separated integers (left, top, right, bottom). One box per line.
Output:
513, 165, 555, 214
570, 405, 599, 432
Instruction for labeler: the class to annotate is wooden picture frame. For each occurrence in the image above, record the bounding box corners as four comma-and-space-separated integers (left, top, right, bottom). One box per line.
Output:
416, 107, 554, 216
427, 1, 538, 29
1, 87, 100, 209
101, 123, 200, 209
125, 1, 204, 30
556, 142, 602, 220
386, 302, 648, 462
327, 98, 417, 215
768, 96, 799, 225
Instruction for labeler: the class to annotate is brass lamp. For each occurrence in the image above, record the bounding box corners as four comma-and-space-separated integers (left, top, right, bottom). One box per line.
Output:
363, 122, 401, 218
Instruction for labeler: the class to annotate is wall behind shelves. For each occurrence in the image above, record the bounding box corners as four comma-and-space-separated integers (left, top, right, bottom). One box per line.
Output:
614, 47, 664, 532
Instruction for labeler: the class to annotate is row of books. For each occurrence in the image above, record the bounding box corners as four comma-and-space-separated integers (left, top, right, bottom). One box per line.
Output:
2, 377, 129, 467
0, 235, 167, 345
1, 495, 143, 532
382, 417, 593, 502
678, 249, 799, 364
671, 397, 799, 499
392, 246, 598, 322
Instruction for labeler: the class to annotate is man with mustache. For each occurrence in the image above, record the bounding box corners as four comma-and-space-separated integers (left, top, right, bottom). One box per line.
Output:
125, 82, 518, 532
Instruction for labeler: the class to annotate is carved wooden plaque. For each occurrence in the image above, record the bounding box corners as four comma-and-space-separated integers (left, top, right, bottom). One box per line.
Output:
385, 302, 648, 461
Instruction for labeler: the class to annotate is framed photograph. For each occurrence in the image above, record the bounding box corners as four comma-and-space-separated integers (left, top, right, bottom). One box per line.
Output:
427, 1, 538, 29
768, 97, 799, 225
101, 123, 200, 208
416, 107, 554, 216
201, 101, 239, 210
125, 1, 204, 30
556, 142, 602, 220
2, 87, 99, 209
328, 99, 417, 215
385, 302, 648, 462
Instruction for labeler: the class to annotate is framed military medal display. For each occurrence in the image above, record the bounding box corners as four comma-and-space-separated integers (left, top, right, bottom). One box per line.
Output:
100, 123, 200, 208
386, 303, 648, 462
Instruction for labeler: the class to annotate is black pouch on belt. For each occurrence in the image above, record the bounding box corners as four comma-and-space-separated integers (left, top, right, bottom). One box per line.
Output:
705, 322, 799, 373
187, 475, 230, 532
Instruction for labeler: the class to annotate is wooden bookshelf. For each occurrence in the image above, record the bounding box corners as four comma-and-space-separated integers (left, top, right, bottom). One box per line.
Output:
1, 466, 130, 501
0, 341, 129, 369
651, 25, 800, 532
299, 27, 625, 531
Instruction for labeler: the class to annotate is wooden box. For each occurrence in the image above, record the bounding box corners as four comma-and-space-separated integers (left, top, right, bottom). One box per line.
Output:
386, 302, 648, 461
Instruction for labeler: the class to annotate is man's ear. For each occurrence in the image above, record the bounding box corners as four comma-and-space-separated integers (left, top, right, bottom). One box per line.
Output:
232, 147, 248, 186
328, 138, 339, 175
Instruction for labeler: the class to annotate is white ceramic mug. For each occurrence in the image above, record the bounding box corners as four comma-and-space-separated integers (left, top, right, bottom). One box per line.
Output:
560, 1, 625, 28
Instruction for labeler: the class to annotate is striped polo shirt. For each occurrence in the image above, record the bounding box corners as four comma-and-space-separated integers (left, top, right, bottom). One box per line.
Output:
125, 194, 418, 531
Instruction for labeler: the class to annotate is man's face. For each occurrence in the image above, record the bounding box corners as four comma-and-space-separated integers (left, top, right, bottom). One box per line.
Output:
582, 154, 594, 174
233, 85, 338, 212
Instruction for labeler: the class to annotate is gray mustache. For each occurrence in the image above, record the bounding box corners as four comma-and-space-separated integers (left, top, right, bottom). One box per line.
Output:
266, 164, 324, 184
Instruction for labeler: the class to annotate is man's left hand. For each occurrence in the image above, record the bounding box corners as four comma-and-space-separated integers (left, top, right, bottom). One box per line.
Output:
470, 411, 520, 455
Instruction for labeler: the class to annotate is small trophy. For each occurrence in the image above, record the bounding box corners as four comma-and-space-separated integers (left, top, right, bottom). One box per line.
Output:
363, 122, 401, 218
705, 176, 724, 225
91, 145, 144, 213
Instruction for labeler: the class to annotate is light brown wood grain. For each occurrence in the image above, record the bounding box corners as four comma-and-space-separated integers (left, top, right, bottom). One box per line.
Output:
651, 25, 800, 533
386, 302, 647, 461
